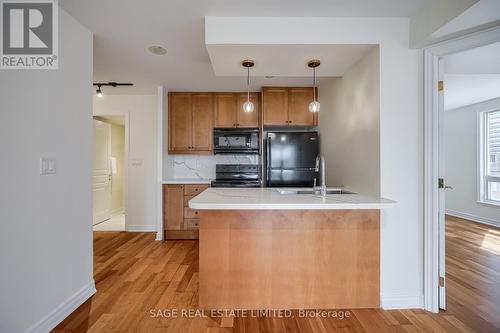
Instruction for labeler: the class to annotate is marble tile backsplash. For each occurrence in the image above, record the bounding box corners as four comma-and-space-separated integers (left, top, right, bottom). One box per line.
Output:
164, 154, 260, 180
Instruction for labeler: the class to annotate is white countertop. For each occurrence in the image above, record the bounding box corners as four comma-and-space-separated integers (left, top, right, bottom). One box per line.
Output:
189, 188, 396, 210
162, 178, 212, 185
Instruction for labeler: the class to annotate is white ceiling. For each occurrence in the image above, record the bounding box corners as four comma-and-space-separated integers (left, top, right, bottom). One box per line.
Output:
445, 42, 500, 74
432, 0, 500, 38
94, 115, 125, 126
207, 44, 375, 77
60, 0, 430, 93
444, 41, 500, 110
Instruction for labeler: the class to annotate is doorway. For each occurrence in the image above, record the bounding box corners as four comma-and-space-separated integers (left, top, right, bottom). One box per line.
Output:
423, 26, 500, 313
92, 116, 126, 231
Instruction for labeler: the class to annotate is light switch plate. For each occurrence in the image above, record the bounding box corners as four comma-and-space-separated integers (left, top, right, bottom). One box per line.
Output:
40, 157, 56, 175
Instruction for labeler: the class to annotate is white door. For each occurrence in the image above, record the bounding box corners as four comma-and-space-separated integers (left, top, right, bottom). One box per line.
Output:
93, 119, 112, 225
438, 58, 447, 310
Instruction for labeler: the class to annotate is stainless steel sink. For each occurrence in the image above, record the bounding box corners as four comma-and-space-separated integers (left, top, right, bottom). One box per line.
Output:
275, 189, 356, 195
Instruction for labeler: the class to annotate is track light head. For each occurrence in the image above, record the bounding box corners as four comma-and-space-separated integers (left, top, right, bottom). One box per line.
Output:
96, 85, 103, 98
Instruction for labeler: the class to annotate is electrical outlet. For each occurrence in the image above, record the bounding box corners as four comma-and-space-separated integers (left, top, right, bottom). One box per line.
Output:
40, 157, 56, 175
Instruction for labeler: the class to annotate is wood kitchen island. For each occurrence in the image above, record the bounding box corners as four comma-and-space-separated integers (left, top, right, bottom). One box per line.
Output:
189, 188, 395, 310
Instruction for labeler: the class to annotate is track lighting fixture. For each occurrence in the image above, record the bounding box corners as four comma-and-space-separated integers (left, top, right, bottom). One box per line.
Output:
96, 85, 103, 98
93, 82, 134, 97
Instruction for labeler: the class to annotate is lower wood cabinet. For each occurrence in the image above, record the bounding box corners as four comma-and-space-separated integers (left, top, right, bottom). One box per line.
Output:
163, 184, 209, 239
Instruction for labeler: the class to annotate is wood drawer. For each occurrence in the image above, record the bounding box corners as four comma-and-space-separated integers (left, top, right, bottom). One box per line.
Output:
184, 218, 200, 230
184, 184, 209, 196
184, 207, 200, 219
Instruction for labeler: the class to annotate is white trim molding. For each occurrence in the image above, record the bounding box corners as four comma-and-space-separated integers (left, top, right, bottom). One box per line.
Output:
381, 293, 424, 310
423, 24, 500, 313
24, 280, 96, 333
127, 224, 157, 232
446, 210, 500, 228
156, 86, 165, 241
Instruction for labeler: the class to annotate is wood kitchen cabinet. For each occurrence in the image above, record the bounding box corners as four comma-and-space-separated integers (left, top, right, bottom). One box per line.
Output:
214, 92, 259, 128
214, 93, 237, 127
163, 183, 209, 239
262, 87, 318, 126
168, 92, 213, 154
262, 87, 289, 125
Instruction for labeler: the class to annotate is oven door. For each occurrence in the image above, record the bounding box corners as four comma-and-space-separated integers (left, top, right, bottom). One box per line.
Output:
213, 128, 259, 154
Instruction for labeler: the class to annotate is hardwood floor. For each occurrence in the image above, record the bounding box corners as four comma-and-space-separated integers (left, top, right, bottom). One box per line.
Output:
53, 216, 500, 332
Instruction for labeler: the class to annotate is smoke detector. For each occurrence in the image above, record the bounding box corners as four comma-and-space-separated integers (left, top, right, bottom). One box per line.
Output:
148, 45, 167, 55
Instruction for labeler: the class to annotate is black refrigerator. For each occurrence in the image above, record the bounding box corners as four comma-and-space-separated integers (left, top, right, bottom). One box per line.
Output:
265, 131, 319, 187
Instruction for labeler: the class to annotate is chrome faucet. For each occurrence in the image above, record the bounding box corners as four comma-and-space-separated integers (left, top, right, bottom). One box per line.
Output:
314, 155, 327, 197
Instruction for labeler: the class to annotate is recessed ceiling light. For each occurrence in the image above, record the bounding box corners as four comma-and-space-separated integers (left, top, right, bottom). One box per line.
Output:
148, 45, 167, 55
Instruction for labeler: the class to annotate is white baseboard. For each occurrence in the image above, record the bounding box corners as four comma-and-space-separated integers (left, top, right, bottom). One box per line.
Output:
381, 293, 423, 310
25, 280, 96, 333
126, 224, 157, 232
156, 231, 163, 240
446, 210, 500, 228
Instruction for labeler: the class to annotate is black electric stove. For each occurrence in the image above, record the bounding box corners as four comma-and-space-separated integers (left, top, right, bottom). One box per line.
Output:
211, 164, 261, 188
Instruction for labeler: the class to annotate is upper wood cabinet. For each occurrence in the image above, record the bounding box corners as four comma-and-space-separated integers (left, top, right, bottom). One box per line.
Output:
192, 94, 213, 151
169, 93, 192, 153
214, 92, 259, 128
262, 87, 289, 125
262, 87, 318, 126
214, 93, 237, 127
168, 92, 213, 154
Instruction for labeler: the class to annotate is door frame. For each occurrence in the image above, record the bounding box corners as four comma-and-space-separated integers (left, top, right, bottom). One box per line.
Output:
423, 25, 500, 313
93, 112, 130, 231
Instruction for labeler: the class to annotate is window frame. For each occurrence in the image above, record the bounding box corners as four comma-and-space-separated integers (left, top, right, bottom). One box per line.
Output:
478, 109, 500, 206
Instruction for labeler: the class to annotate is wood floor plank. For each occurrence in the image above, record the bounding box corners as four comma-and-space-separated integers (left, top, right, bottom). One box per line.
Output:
53, 216, 500, 332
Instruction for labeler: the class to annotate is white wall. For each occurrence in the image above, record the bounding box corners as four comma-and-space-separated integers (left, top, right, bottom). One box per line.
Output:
445, 98, 500, 226
93, 95, 158, 232
0, 9, 94, 333
206, 16, 421, 308
319, 46, 380, 196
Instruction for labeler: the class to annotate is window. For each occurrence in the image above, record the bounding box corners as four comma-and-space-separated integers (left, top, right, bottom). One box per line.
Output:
480, 110, 500, 205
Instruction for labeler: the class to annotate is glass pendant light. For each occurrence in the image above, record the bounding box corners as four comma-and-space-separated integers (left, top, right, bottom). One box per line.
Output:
242, 60, 255, 113
308, 60, 321, 113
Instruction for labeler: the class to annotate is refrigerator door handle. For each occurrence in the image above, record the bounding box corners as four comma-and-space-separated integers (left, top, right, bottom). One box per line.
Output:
266, 135, 271, 184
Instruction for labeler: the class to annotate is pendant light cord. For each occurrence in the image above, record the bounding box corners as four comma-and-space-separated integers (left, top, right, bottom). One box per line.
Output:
247, 66, 250, 101
313, 67, 316, 102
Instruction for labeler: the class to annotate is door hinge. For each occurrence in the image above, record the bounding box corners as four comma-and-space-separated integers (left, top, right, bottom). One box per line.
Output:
438, 81, 444, 91
438, 178, 444, 189
439, 276, 445, 287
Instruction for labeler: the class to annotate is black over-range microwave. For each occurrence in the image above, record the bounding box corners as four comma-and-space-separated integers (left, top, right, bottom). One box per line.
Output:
213, 128, 259, 154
